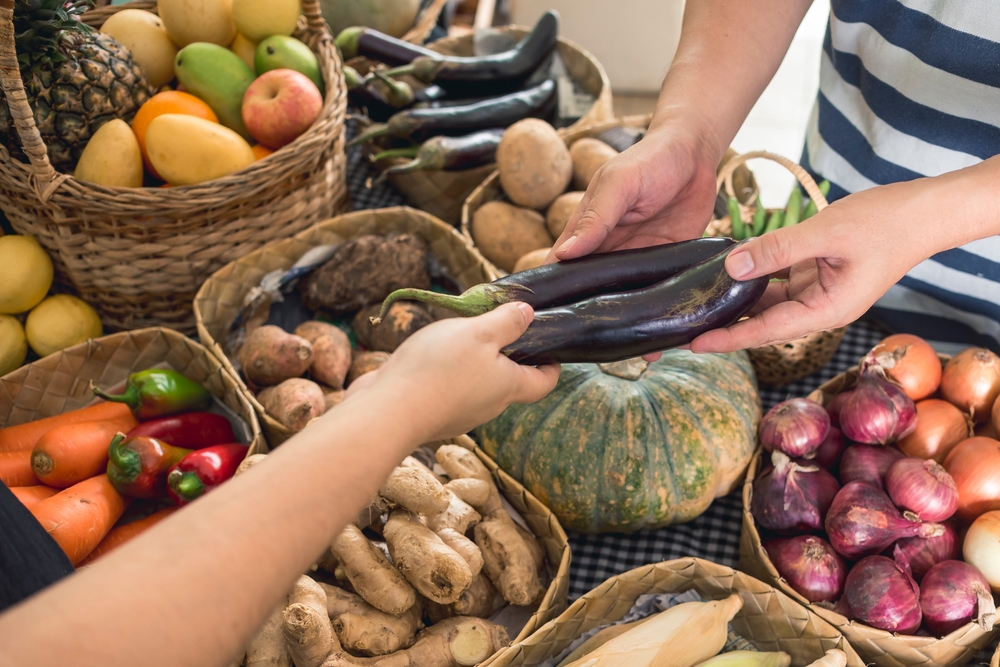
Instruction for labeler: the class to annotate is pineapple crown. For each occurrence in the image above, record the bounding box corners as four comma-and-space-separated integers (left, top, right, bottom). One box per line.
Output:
13, 0, 95, 71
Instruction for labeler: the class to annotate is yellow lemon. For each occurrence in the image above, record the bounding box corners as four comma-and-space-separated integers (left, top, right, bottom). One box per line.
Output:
0, 315, 27, 376
0, 235, 54, 314
232, 0, 300, 43
25, 295, 103, 358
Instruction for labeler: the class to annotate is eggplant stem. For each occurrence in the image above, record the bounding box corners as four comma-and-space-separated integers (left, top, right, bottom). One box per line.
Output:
371, 283, 524, 326
347, 123, 390, 147
383, 64, 414, 78
382, 155, 432, 176
370, 145, 421, 163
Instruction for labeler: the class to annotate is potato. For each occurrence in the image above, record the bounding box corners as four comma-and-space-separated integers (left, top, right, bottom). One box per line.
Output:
239, 325, 313, 386
472, 201, 552, 273
300, 234, 430, 313
497, 119, 572, 209
512, 248, 551, 273
546, 191, 585, 239
346, 351, 390, 386
258, 378, 325, 433
570, 138, 618, 190
353, 302, 434, 353
294, 321, 352, 390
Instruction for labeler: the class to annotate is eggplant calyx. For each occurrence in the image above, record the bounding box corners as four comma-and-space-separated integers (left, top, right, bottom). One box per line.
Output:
385, 57, 443, 83
370, 283, 531, 326
347, 123, 390, 147
335, 27, 364, 60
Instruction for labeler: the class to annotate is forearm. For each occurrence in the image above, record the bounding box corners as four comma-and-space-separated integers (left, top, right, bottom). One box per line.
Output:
649, 0, 813, 162
0, 380, 428, 667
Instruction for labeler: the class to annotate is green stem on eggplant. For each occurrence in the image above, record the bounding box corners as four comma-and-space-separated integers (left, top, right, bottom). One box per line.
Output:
762, 209, 784, 234
369, 69, 414, 108
343, 65, 363, 89
349, 123, 391, 146
370, 145, 421, 163
783, 188, 802, 227
751, 197, 765, 237
727, 197, 746, 240
371, 285, 521, 325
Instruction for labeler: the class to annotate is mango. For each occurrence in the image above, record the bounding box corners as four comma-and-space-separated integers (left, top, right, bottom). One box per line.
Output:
255, 35, 323, 94
146, 114, 255, 185
175, 43, 255, 140
101, 9, 178, 89
74, 119, 144, 188
158, 0, 236, 47
230, 32, 257, 70
233, 0, 300, 43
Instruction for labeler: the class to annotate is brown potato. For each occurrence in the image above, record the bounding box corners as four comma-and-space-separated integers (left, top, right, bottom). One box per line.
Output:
471, 201, 552, 273
570, 138, 618, 190
346, 350, 390, 386
258, 378, 325, 433
512, 248, 551, 273
545, 191, 585, 239
239, 325, 312, 386
353, 302, 434, 353
497, 119, 572, 209
294, 321, 352, 389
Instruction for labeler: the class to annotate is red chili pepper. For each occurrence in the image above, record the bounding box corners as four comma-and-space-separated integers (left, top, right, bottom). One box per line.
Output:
166, 444, 248, 506
125, 412, 235, 450
106, 433, 193, 499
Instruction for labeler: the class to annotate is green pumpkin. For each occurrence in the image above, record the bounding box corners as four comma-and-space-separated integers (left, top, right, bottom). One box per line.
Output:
479, 351, 761, 533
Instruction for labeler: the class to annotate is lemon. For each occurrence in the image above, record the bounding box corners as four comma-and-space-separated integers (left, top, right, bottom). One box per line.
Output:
232, 0, 299, 43
0, 315, 27, 376
25, 295, 103, 358
0, 235, 54, 314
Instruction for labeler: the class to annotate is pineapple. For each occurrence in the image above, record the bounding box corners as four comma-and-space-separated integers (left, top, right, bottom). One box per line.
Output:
0, 0, 154, 174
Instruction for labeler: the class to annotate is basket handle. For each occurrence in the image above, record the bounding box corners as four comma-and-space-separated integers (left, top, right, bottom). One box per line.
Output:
402, 0, 448, 45
300, 0, 332, 44
716, 150, 829, 213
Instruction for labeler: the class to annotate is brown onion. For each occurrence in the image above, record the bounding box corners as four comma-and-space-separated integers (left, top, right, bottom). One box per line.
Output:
992, 394, 1000, 436
898, 399, 971, 463
919, 560, 996, 635
839, 370, 917, 445
839, 444, 904, 489
893, 524, 960, 581
865, 334, 942, 400
964, 510, 1000, 593
764, 535, 846, 603
885, 458, 959, 522
842, 554, 922, 634
943, 437, 1000, 522
810, 426, 845, 473
941, 348, 1000, 423
751, 451, 841, 534
760, 398, 831, 458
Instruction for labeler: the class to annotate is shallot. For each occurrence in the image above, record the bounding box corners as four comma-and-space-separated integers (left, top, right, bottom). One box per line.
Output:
826, 392, 847, 426
940, 348, 1000, 423
919, 560, 996, 635
841, 554, 922, 634
760, 398, 830, 458
885, 458, 959, 522
963, 510, 1000, 593
825, 481, 945, 559
839, 370, 917, 445
893, 524, 960, 581
864, 334, 941, 401
839, 444, 904, 490
810, 426, 845, 473
764, 535, 846, 603
751, 452, 840, 534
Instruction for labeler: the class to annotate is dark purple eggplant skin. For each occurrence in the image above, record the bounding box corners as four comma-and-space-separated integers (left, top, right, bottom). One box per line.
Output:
336, 27, 439, 64
503, 247, 769, 365
434, 129, 505, 170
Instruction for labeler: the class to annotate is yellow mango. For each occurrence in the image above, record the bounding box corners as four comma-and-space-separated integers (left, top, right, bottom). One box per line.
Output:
233, 0, 300, 43
146, 114, 255, 185
101, 9, 178, 88
158, 0, 236, 47
74, 119, 144, 188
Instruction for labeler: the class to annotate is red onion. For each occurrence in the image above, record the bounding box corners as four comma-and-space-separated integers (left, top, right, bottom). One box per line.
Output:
810, 426, 845, 472
919, 560, 996, 635
839, 370, 917, 445
760, 398, 831, 458
751, 451, 841, 534
764, 535, 846, 603
842, 554, 922, 634
825, 481, 945, 559
839, 444, 904, 489
827, 392, 848, 426
885, 458, 959, 522
892, 524, 960, 581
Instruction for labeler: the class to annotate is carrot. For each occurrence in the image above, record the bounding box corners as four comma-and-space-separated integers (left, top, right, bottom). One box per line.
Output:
9, 485, 58, 511
0, 401, 136, 453
78, 506, 178, 566
31, 475, 128, 565
31, 419, 127, 488
0, 451, 39, 486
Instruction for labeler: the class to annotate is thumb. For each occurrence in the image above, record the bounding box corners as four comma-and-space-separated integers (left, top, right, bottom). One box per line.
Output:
724, 221, 824, 281
475, 302, 534, 347
510, 363, 561, 404
554, 173, 629, 260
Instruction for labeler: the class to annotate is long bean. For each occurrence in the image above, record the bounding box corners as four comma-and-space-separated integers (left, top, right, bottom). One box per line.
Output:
782, 188, 802, 228
751, 197, 765, 237
762, 210, 784, 234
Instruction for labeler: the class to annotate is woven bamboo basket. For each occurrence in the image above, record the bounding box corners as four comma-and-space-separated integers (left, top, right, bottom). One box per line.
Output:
0, 0, 349, 335
400, 0, 449, 44
375, 27, 614, 226
194, 206, 497, 446
479, 557, 865, 667
0, 327, 265, 456
713, 151, 847, 387
739, 356, 1000, 667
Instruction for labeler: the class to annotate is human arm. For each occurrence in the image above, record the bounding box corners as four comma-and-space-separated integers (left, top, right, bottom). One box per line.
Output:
552, 0, 813, 259
0, 303, 559, 667
691, 156, 1000, 352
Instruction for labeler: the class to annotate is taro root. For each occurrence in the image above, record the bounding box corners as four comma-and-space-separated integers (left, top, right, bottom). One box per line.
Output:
353, 301, 434, 352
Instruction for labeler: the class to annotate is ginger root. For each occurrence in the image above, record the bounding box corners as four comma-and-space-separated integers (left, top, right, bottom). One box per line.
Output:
435, 445, 502, 514
284, 601, 335, 667
425, 491, 481, 534
428, 572, 505, 622
383, 510, 474, 605
379, 458, 450, 516
321, 583, 422, 657
246, 602, 292, 667
331, 524, 416, 615
435, 528, 483, 579
474, 511, 544, 606
443, 479, 491, 508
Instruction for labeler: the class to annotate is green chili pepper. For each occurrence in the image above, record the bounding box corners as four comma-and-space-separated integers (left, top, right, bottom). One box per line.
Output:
92, 369, 212, 420
750, 197, 765, 238
783, 188, 802, 228
727, 196, 746, 240
762, 210, 784, 235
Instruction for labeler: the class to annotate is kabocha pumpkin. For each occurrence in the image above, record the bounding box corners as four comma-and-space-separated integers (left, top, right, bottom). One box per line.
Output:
480, 351, 761, 533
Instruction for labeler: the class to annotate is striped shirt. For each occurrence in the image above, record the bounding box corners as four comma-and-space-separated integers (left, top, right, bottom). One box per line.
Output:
802, 0, 1000, 353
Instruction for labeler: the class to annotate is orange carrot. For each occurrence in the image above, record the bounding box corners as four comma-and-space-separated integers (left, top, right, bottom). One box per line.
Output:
78, 506, 178, 566
0, 451, 39, 486
31, 475, 128, 565
9, 485, 58, 511
31, 420, 127, 488
0, 402, 136, 453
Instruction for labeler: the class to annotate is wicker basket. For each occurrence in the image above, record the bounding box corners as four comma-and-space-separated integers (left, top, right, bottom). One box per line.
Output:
479, 557, 865, 667
713, 151, 847, 387
377, 27, 615, 226
739, 356, 1000, 667
0, 327, 265, 456
0, 0, 349, 335
194, 206, 498, 446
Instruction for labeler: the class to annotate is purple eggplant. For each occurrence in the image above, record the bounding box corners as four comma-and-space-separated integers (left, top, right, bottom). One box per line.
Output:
336, 26, 440, 65
372, 129, 505, 176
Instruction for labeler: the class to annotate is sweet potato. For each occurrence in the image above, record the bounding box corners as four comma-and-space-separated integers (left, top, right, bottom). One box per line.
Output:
258, 378, 325, 433
497, 118, 572, 209
546, 191, 585, 238
346, 351, 390, 387
512, 248, 551, 273
295, 321, 352, 390
324, 390, 347, 412
240, 325, 313, 386
570, 138, 618, 190
353, 302, 434, 353
471, 201, 552, 273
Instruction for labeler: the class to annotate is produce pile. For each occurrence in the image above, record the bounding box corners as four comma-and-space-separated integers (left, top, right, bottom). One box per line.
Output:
749, 334, 1000, 636
240, 444, 549, 667
0, 368, 248, 566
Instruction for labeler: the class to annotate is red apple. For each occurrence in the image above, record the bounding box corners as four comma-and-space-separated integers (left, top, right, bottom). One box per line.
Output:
242, 69, 322, 149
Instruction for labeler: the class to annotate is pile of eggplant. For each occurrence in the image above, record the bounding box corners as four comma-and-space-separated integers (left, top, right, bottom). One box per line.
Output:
338, 11, 567, 177
371, 238, 770, 364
